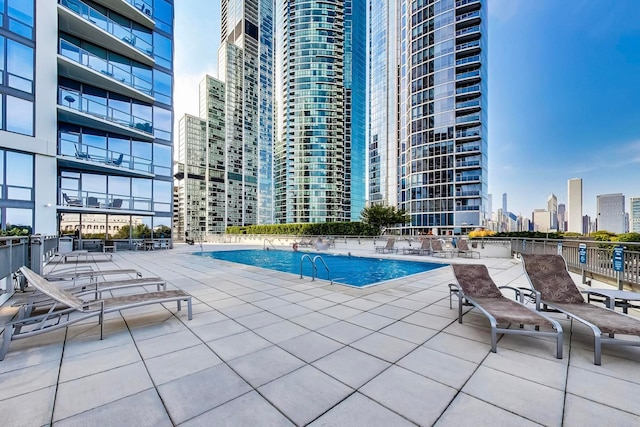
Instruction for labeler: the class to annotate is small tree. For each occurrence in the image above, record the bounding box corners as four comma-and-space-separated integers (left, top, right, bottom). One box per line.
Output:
360, 205, 410, 235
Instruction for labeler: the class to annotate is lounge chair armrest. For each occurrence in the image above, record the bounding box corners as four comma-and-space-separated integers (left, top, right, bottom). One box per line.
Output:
498, 285, 521, 300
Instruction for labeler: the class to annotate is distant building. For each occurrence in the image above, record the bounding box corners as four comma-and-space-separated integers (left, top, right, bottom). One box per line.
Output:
547, 194, 558, 230
532, 209, 551, 232
502, 193, 508, 215
487, 194, 493, 218
557, 203, 566, 232
174, 76, 226, 240
567, 178, 583, 233
583, 215, 592, 235
631, 197, 640, 233
597, 193, 625, 234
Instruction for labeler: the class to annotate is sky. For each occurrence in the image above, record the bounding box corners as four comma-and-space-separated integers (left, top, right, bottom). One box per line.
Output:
174, 0, 640, 219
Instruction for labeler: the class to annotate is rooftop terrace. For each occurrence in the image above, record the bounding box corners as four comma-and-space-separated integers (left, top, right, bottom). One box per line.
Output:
1, 241, 640, 426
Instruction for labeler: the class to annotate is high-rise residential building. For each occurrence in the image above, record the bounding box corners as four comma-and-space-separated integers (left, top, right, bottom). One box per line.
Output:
597, 193, 625, 234
369, 0, 399, 210
487, 193, 493, 217
0, 2, 175, 245
557, 203, 566, 232
630, 197, 640, 233
275, 0, 366, 223
369, 0, 488, 234
174, 76, 226, 240
567, 178, 583, 233
502, 193, 507, 216
547, 193, 557, 230
219, 0, 275, 225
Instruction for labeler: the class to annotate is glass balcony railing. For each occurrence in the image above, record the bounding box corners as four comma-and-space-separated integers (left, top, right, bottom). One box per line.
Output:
456, 85, 480, 95
456, 144, 480, 153
456, 10, 480, 22
59, 40, 153, 96
456, 70, 480, 80
455, 175, 480, 183
456, 0, 480, 6
60, 0, 153, 57
456, 25, 480, 37
455, 160, 481, 167
59, 190, 152, 211
456, 40, 480, 51
455, 205, 480, 211
59, 87, 153, 135
456, 55, 480, 66
456, 115, 481, 124
456, 191, 481, 197
125, 0, 153, 17
456, 99, 481, 109
456, 128, 481, 138
58, 135, 153, 173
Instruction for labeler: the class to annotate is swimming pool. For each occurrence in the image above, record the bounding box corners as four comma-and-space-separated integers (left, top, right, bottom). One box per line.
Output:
196, 249, 446, 287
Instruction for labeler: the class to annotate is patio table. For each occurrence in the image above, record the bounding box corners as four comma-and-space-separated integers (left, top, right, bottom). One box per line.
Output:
582, 288, 640, 314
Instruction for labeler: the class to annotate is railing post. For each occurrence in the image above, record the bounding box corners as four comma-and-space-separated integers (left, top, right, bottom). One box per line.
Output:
30, 234, 44, 275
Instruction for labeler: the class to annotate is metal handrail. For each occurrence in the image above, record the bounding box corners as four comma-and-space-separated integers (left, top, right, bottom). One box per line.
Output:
313, 255, 332, 285
263, 239, 276, 251
300, 254, 317, 281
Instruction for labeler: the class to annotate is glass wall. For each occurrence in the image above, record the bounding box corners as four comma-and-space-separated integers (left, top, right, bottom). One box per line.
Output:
0, 149, 33, 233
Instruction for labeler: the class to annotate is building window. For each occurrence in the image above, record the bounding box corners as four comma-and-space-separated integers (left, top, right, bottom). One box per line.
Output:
0, 149, 34, 233
3, 0, 35, 40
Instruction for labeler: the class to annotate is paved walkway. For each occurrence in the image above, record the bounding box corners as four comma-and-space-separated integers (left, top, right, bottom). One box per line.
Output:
1, 241, 640, 426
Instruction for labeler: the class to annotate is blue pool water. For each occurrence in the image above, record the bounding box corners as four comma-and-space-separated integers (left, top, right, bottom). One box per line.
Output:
196, 249, 446, 287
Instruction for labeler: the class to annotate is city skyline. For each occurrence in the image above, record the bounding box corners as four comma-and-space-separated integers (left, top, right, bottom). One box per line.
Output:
175, 1, 640, 221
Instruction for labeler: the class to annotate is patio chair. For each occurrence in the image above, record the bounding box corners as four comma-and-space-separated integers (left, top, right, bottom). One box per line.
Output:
106, 153, 124, 166
0, 267, 192, 361
109, 198, 123, 209
375, 238, 397, 254
449, 264, 563, 358
87, 196, 100, 208
456, 239, 480, 258
431, 239, 453, 258
402, 239, 431, 255
62, 193, 82, 207
520, 254, 640, 365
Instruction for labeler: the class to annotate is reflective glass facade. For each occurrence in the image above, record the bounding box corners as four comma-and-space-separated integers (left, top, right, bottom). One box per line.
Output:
219, 0, 274, 226
55, 0, 175, 245
371, 0, 487, 234
274, 0, 366, 223
175, 77, 226, 239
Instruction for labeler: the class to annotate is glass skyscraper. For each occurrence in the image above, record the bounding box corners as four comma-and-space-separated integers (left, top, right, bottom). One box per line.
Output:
0, 2, 175, 247
219, 0, 275, 226
370, 0, 487, 235
274, 0, 366, 223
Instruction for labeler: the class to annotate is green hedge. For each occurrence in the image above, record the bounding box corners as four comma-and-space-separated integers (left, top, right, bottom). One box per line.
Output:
226, 222, 377, 236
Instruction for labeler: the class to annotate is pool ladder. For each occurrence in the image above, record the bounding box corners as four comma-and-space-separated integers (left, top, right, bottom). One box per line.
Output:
300, 254, 333, 284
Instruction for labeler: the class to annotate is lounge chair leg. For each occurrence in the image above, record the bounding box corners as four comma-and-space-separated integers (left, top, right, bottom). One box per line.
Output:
0, 325, 13, 360
177, 300, 182, 311
594, 335, 601, 365
187, 297, 193, 320
490, 326, 497, 353
556, 328, 563, 359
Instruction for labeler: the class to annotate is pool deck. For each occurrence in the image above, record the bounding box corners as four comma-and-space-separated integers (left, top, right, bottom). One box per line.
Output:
2, 240, 640, 426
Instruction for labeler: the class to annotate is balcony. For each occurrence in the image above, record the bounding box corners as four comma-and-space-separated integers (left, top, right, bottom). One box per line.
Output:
456, 99, 481, 111
96, 0, 155, 27
456, 55, 481, 67
455, 175, 480, 183
456, 10, 481, 24
456, 144, 480, 153
456, 25, 480, 40
456, 84, 480, 95
58, 0, 154, 66
455, 160, 481, 168
456, 69, 481, 82
58, 40, 153, 103
456, 127, 481, 139
58, 136, 154, 178
59, 190, 152, 213
456, 39, 480, 53
455, 190, 481, 197
456, 0, 481, 7
58, 87, 154, 141
456, 114, 481, 125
